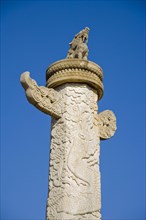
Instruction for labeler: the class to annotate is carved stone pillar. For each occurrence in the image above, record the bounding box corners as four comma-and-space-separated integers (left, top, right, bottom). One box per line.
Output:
20, 28, 116, 220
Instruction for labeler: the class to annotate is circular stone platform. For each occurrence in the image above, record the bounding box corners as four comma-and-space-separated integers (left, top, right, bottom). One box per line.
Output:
46, 59, 104, 100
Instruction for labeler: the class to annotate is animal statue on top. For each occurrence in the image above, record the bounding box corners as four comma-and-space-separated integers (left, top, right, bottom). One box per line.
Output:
66, 27, 90, 60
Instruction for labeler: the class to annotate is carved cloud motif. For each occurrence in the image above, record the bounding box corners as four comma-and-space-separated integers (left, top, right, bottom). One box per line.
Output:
20, 72, 62, 119
95, 110, 117, 140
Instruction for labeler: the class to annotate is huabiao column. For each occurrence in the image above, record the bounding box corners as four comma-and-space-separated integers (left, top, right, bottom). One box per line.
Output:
20, 27, 117, 220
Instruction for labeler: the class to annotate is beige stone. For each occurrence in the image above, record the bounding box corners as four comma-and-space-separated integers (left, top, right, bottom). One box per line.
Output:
66, 27, 90, 60
20, 72, 62, 119
46, 59, 104, 100
20, 64, 116, 220
20, 28, 117, 220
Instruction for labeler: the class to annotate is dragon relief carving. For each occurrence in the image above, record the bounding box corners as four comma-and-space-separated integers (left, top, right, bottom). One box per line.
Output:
20, 73, 116, 220
45, 84, 116, 220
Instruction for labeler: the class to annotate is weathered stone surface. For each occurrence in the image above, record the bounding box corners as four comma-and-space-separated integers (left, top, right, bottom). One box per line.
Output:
66, 27, 90, 60
95, 110, 117, 140
20, 72, 62, 119
46, 59, 104, 100
20, 42, 117, 219
46, 83, 101, 219
20, 70, 116, 219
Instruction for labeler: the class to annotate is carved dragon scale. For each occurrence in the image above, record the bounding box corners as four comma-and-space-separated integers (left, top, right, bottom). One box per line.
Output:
20, 28, 117, 220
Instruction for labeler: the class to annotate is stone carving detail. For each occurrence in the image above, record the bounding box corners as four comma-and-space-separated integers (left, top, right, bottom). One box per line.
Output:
20, 29, 117, 220
46, 59, 104, 100
20, 72, 62, 119
46, 84, 102, 219
66, 27, 90, 60
94, 110, 117, 140
20, 70, 116, 220
46, 59, 103, 80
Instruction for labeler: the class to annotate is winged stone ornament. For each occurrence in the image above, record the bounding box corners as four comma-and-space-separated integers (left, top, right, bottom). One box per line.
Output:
94, 110, 117, 140
20, 71, 62, 119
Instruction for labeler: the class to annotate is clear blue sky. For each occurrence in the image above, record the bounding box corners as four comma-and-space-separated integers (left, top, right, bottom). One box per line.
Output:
1, 1, 145, 220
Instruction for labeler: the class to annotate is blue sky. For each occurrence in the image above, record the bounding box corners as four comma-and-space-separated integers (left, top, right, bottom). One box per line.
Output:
1, 0, 145, 220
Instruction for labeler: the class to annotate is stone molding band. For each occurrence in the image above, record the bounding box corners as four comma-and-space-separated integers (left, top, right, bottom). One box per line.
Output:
46, 59, 104, 100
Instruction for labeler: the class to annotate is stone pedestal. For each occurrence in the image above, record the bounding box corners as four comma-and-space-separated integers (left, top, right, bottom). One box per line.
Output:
20, 59, 116, 220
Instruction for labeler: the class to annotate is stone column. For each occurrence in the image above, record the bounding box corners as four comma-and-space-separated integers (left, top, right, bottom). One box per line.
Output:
20, 59, 116, 220
20, 27, 116, 220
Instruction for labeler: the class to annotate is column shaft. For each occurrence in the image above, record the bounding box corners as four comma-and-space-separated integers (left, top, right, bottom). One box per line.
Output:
46, 83, 101, 220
